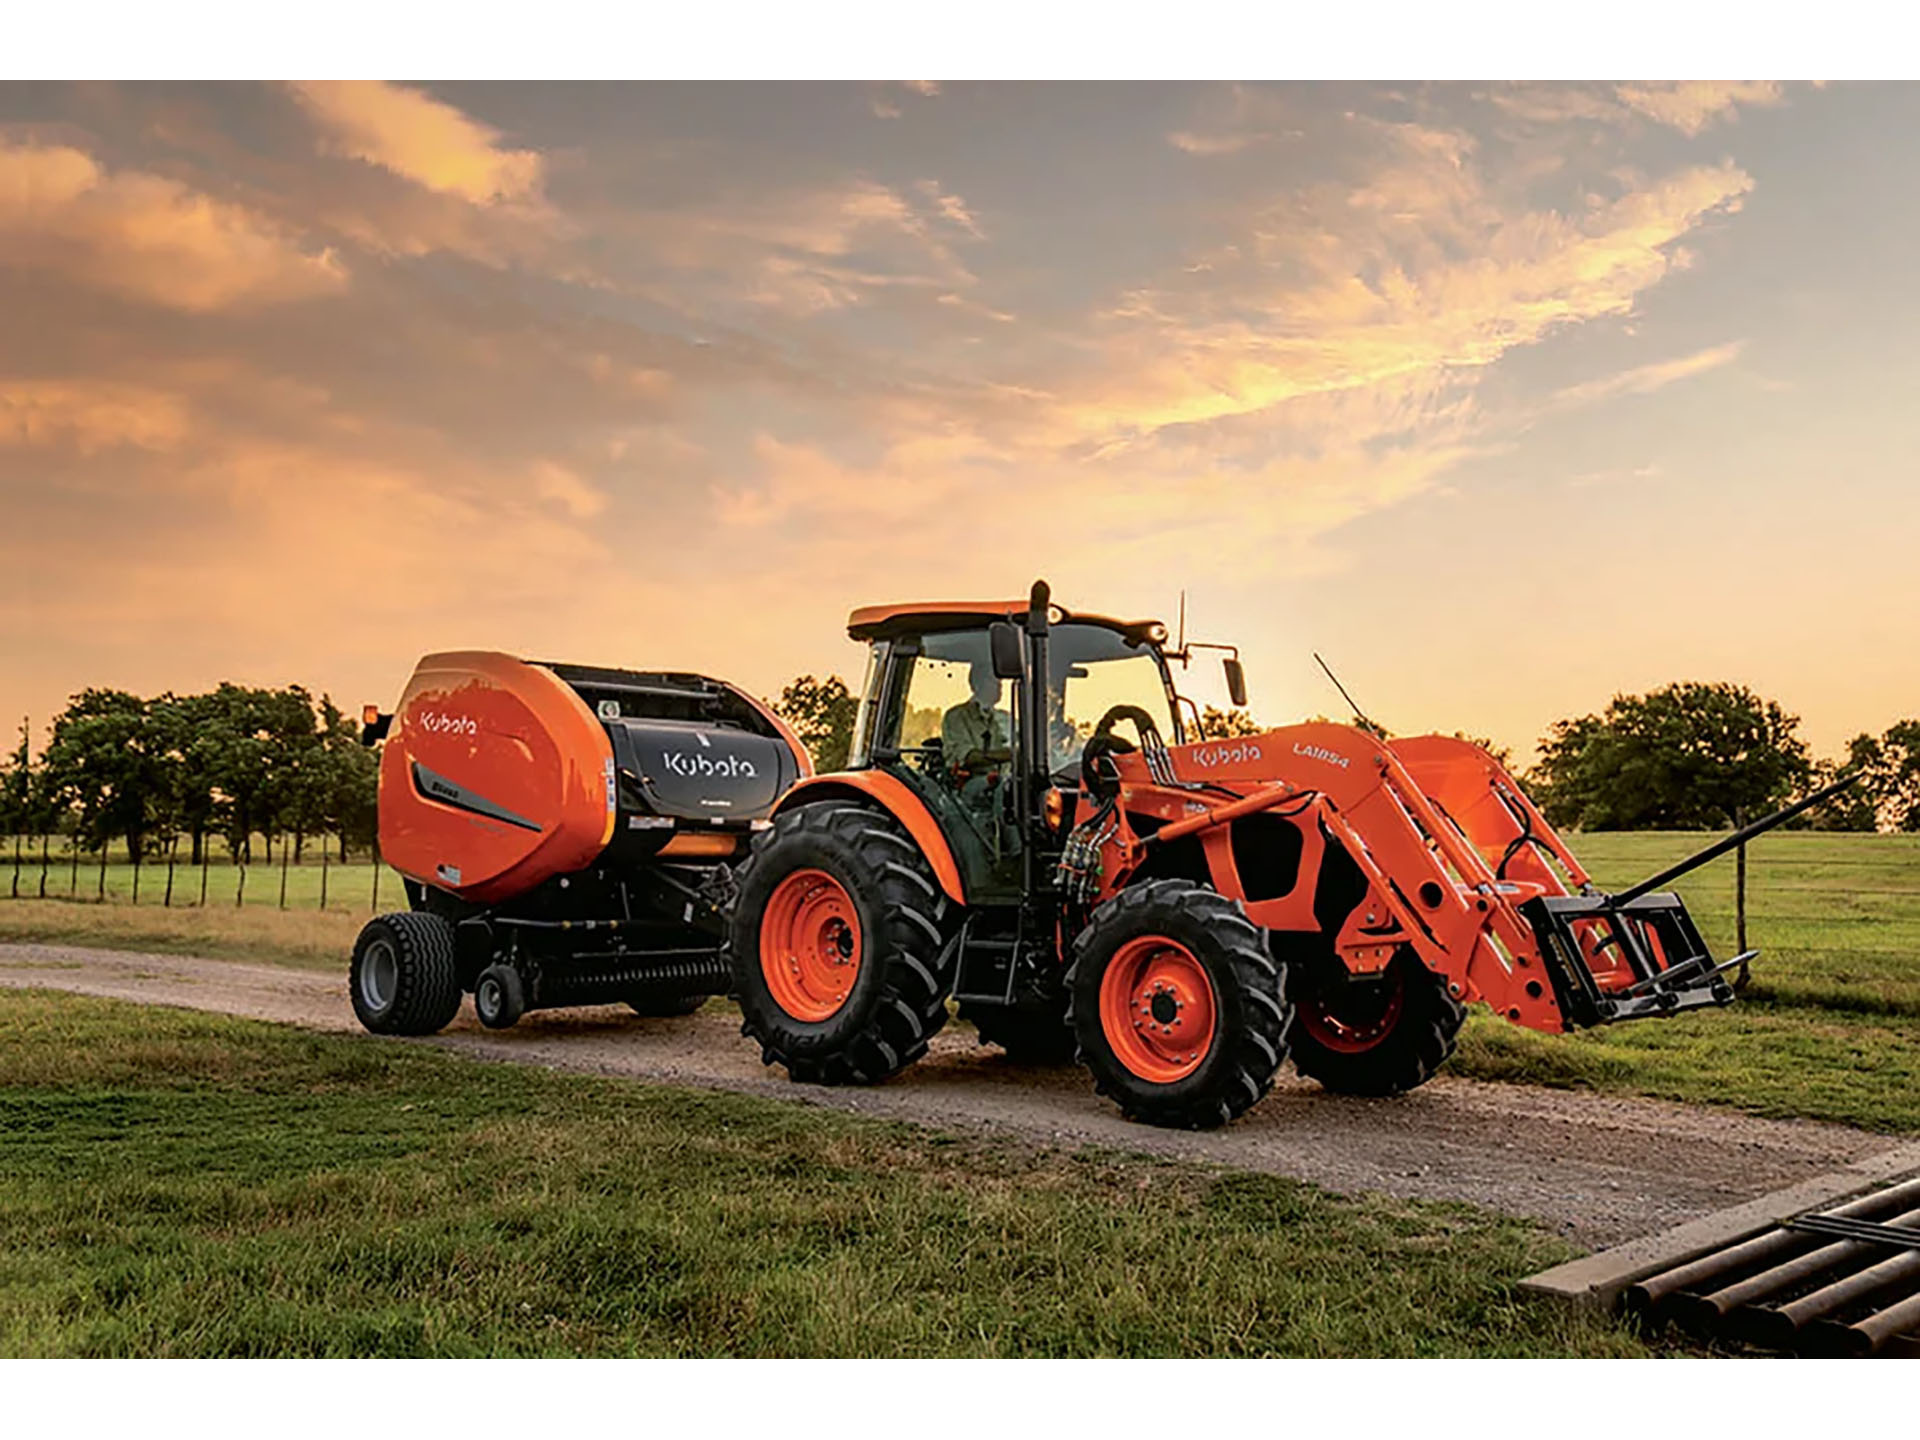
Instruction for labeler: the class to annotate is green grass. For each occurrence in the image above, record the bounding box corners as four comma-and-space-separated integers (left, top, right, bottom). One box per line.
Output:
1448, 831, 1920, 1133
0, 990, 1647, 1358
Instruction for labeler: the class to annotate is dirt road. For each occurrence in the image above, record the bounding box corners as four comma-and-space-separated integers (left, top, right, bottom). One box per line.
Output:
2, 941, 1899, 1247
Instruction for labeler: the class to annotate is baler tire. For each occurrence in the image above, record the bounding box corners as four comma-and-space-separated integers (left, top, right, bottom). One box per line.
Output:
350, 911, 462, 1036
1288, 950, 1465, 1097
729, 802, 957, 1086
626, 991, 710, 1018
1067, 880, 1291, 1130
960, 1002, 1078, 1065
474, 964, 527, 1030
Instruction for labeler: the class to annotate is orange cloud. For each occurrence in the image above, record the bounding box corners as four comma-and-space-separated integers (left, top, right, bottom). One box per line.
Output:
0, 380, 191, 454
0, 139, 346, 312
289, 81, 544, 205
1613, 82, 1785, 136
1548, 341, 1746, 411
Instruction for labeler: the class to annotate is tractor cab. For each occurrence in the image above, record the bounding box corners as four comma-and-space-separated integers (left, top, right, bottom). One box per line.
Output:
842, 590, 1192, 908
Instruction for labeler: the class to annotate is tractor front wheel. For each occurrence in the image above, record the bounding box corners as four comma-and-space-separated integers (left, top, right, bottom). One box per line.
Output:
1288, 948, 1465, 1096
1067, 880, 1291, 1130
729, 803, 958, 1085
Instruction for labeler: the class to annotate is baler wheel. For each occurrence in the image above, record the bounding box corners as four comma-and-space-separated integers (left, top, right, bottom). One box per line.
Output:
474, 964, 527, 1030
729, 802, 957, 1086
1067, 880, 1292, 1130
1288, 949, 1464, 1096
349, 911, 462, 1036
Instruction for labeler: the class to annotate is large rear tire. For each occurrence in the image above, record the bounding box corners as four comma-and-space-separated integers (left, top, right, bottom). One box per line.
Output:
729, 803, 958, 1086
960, 1001, 1077, 1065
1287, 947, 1464, 1096
350, 911, 462, 1036
1067, 880, 1291, 1130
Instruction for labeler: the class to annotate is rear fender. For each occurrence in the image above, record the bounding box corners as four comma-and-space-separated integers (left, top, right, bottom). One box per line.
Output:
771, 772, 967, 905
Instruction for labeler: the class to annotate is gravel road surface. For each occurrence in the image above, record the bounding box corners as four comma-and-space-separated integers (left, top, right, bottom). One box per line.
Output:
2, 941, 1898, 1247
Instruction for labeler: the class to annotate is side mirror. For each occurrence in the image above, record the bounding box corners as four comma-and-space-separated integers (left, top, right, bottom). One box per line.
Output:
1223, 657, 1248, 709
989, 622, 1025, 680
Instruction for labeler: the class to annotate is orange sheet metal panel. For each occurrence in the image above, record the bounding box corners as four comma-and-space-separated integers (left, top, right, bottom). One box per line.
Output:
772, 771, 968, 904
379, 651, 615, 904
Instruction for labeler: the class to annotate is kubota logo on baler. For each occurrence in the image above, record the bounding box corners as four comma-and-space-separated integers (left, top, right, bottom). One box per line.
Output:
661, 750, 757, 779
418, 711, 477, 738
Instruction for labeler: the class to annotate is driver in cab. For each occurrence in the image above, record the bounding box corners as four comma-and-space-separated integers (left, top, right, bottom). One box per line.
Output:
942, 659, 1010, 798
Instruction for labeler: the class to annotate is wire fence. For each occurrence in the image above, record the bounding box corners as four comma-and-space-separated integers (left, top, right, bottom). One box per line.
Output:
1, 833, 401, 915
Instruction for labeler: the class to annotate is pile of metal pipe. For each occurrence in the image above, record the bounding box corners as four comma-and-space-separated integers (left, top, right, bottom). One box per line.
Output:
1624, 1174, 1920, 1355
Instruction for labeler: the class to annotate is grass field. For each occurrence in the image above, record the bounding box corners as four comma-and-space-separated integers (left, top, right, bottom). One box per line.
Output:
3, 831, 1916, 1133
0, 990, 1648, 1358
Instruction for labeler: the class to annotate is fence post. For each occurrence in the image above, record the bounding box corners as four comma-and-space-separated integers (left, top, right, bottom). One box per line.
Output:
278, 835, 290, 910
68, 838, 79, 898
38, 833, 50, 899
96, 841, 108, 901
1733, 806, 1751, 990
236, 861, 246, 908
320, 841, 330, 911
199, 844, 210, 907
164, 839, 176, 908
132, 847, 141, 905
10, 832, 19, 898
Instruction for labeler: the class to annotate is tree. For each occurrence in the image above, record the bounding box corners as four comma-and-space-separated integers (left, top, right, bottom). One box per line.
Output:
312, 696, 379, 859
0, 718, 31, 836
1195, 706, 1262, 740
773, 675, 857, 773
40, 690, 169, 857
1803, 734, 1883, 832
1529, 681, 1811, 831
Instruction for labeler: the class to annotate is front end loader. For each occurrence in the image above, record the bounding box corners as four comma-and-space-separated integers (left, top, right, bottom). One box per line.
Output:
727, 581, 1831, 1130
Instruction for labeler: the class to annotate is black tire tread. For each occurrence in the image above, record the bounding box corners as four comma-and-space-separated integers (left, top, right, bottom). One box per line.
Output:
351, 910, 461, 1036
1288, 952, 1465, 1096
730, 802, 956, 1086
1066, 879, 1291, 1130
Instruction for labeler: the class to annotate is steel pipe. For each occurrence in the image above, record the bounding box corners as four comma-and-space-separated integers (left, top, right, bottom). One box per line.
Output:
1802, 1289, 1920, 1357
1667, 1203, 1920, 1332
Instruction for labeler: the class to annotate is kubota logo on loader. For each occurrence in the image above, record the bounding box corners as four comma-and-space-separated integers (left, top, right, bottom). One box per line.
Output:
660, 749, 758, 779
1193, 741, 1262, 767
1293, 742, 1351, 769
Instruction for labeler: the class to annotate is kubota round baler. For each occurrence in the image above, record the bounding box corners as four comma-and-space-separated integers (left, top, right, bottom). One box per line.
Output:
349, 650, 809, 1035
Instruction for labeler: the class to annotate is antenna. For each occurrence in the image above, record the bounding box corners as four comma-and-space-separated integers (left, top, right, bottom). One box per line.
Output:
1177, 590, 1187, 662
1313, 652, 1377, 734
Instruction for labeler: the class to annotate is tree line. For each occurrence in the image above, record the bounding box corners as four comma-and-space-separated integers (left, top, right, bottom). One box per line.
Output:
0, 685, 378, 865
772, 674, 1920, 832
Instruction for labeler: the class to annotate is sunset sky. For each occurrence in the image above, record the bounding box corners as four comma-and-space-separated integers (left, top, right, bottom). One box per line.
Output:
3, 79, 1917, 762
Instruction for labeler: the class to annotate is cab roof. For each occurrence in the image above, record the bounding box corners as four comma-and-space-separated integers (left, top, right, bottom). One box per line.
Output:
846, 600, 1167, 645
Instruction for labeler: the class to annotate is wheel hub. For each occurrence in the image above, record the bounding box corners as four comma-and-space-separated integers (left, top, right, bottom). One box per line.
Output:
1098, 935, 1217, 1083
759, 868, 863, 1023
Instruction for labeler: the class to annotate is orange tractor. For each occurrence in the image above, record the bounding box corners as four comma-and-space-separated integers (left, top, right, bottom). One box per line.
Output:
728, 581, 1825, 1129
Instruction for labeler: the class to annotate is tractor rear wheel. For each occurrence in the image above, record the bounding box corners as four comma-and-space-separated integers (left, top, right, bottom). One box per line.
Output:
1067, 880, 1291, 1130
1287, 948, 1464, 1096
350, 911, 462, 1036
960, 1001, 1077, 1065
729, 803, 958, 1086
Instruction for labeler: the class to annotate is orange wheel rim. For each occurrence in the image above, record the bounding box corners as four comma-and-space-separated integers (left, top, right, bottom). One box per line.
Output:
759, 868, 862, 1022
1098, 935, 1216, 1083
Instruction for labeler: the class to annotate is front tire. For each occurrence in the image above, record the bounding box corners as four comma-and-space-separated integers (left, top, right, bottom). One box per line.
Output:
1068, 880, 1291, 1130
1287, 947, 1464, 1096
350, 911, 462, 1036
729, 803, 958, 1086
474, 964, 527, 1030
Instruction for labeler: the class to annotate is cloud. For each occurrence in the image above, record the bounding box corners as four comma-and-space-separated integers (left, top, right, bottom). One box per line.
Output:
901, 81, 941, 97
288, 81, 544, 205
0, 379, 192, 454
531, 459, 607, 519
1613, 82, 1785, 136
1548, 341, 1745, 411
1166, 85, 1299, 157
0, 139, 346, 312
